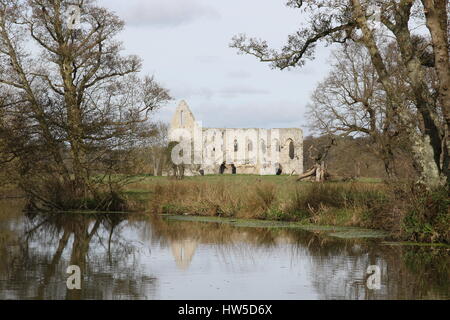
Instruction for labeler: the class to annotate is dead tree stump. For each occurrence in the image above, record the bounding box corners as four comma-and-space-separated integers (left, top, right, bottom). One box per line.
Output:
297, 137, 336, 182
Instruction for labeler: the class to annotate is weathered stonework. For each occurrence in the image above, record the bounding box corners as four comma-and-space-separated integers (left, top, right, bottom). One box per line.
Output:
168, 100, 303, 175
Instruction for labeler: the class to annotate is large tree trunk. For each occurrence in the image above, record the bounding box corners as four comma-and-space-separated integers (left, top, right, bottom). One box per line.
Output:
351, 0, 446, 188
381, 148, 398, 180
382, 2, 446, 183
60, 42, 89, 195
421, 0, 450, 181
153, 161, 159, 176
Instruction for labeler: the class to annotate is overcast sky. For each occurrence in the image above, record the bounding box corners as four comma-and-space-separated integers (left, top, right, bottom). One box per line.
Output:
98, 0, 335, 133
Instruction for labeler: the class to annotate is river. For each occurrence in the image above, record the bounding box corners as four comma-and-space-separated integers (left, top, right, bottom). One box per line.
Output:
0, 198, 448, 300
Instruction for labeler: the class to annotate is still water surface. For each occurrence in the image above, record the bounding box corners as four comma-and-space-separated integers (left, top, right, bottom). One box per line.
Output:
0, 199, 449, 300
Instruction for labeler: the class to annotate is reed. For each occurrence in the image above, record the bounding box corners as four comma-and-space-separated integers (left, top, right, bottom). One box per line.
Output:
125, 175, 448, 243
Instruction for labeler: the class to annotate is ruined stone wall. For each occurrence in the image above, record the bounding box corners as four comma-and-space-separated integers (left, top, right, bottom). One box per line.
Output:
168, 101, 303, 176
277, 128, 304, 175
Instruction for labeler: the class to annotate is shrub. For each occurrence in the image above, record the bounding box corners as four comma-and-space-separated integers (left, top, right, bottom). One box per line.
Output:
401, 185, 449, 243
23, 176, 131, 212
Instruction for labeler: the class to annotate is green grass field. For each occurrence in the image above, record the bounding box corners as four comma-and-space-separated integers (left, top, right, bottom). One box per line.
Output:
125, 174, 382, 186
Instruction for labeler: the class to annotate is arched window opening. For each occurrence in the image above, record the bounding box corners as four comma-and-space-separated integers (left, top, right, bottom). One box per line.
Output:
219, 162, 227, 174
261, 140, 266, 154
234, 139, 238, 152
276, 163, 283, 175
180, 110, 184, 126
274, 139, 281, 152
289, 140, 295, 160
248, 140, 253, 152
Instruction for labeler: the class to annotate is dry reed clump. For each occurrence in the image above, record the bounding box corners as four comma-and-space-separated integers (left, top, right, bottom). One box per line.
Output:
240, 183, 278, 219
148, 181, 244, 217
281, 182, 389, 225
128, 177, 449, 243
139, 179, 389, 225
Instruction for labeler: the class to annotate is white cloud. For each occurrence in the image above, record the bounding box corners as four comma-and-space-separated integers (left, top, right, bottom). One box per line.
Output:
227, 70, 252, 79
102, 0, 220, 28
193, 100, 305, 129
194, 56, 221, 64
171, 85, 215, 100
170, 84, 269, 100
218, 86, 270, 98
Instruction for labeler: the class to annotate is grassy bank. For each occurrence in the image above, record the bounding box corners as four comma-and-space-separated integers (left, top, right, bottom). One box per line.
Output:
125, 175, 449, 244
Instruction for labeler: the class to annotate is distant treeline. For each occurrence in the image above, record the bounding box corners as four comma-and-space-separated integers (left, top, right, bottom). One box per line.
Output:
303, 135, 416, 180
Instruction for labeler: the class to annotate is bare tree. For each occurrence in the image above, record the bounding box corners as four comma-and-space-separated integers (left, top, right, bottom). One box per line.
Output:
307, 42, 410, 179
231, 0, 448, 188
109, 121, 171, 176
148, 122, 169, 176
0, 0, 171, 210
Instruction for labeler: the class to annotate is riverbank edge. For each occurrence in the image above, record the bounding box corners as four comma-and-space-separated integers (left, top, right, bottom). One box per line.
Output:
159, 214, 450, 247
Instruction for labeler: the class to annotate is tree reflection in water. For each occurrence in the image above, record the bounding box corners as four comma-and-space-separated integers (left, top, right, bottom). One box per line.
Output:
0, 211, 157, 300
0, 205, 448, 300
148, 218, 450, 300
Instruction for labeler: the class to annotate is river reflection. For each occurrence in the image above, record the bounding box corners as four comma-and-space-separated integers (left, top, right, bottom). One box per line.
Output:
0, 199, 449, 300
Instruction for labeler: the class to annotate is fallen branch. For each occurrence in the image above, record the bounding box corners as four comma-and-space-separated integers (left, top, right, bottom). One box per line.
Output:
297, 166, 318, 181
